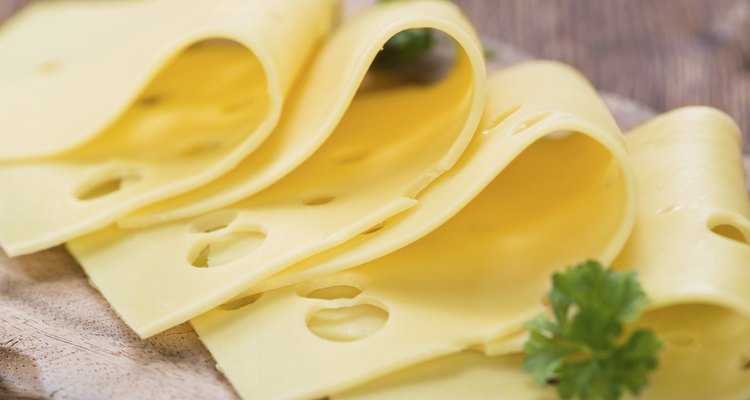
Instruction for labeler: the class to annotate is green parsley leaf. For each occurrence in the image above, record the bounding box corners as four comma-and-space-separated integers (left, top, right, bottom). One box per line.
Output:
373, 0, 438, 68
374, 28, 434, 67
523, 260, 662, 400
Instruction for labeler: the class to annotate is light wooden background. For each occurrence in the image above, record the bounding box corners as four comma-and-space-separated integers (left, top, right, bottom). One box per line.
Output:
455, 0, 750, 152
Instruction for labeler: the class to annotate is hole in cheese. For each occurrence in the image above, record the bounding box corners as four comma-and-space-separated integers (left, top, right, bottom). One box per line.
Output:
74, 169, 142, 201
305, 285, 362, 300
303, 195, 335, 206
307, 303, 388, 342
710, 223, 750, 245
191, 246, 210, 268
189, 210, 238, 234
189, 230, 266, 268
218, 292, 263, 311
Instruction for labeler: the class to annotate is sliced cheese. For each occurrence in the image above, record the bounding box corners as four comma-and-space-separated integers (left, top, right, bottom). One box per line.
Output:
335, 306, 750, 400
250, 60, 635, 294
0, 0, 335, 255
329, 107, 750, 400
613, 107, 750, 316
120, 0, 482, 228
68, 0, 487, 338
336, 353, 550, 400
191, 62, 636, 400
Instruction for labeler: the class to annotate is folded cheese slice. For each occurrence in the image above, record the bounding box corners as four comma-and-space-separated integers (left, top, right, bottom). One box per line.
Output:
68, 0, 487, 338
334, 107, 750, 400
0, 0, 335, 255
248, 59, 635, 294
119, 0, 480, 228
190, 62, 636, 400
613, 107, 750, 316
336, 306, 750, 400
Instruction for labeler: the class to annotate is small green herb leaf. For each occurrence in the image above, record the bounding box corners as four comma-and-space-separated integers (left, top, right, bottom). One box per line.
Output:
374, 28, 434, 67
373, 0, 437, 67
523, 260, 662, 400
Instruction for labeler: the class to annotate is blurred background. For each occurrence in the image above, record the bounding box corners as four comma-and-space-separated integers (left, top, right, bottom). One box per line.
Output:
2, 0, 749, 148
454, 0, 750, 150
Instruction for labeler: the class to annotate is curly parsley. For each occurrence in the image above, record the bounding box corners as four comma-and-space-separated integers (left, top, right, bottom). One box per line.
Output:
523, 260, 662, 400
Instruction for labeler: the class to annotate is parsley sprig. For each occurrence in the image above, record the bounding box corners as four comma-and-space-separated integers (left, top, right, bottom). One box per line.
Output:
373, 0, 437, 67
374, 27, 434, 67
524, 260, 662, 400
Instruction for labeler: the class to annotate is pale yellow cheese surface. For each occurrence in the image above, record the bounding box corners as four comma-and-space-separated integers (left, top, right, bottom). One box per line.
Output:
0, 0, 335, 255
68, 1, 487, 338
120, 0, 484, 228
613, 107, 750, 316
336, 306, 750, 400
333, 107, 750, 400
191, 63, 636, 400
251, 60, 635, 294
4, 2, 747, 399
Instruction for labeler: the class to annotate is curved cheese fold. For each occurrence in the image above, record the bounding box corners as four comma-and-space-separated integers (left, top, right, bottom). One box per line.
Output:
335, 107, 750, 400
68, 0, 487, 338
250, 60, 635, 294
120, 0, 484, 228
190, 62, 636, 400
0, 0, 335, 255
0, 0, 330, 158
336, 306, 750, 400
614, 107, 750, 316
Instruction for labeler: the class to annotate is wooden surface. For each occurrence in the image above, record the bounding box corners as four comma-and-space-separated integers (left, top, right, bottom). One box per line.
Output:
0, 1, 748, 400
0, 248, 237, 400
456, 0, 750, 152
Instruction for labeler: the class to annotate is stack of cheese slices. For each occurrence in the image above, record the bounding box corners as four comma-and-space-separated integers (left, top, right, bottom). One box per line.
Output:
0, 1, 748, 399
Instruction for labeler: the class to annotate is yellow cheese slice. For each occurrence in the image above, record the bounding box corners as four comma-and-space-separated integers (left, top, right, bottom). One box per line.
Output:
335, 353, 549, 400
190, 62, 636, 400
238, 61, 635, 296
0, 0, 335, 255
613, 107, 750, 316
332, 107, 750, 400
335, 306, 750, 400
119, 0, 483, 228
249, 59, 635, 294
68, 0, 487, 338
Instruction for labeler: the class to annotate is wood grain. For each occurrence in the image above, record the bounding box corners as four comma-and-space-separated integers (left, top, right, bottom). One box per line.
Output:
0, 247, 237, 400
456, 0, 750, 151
